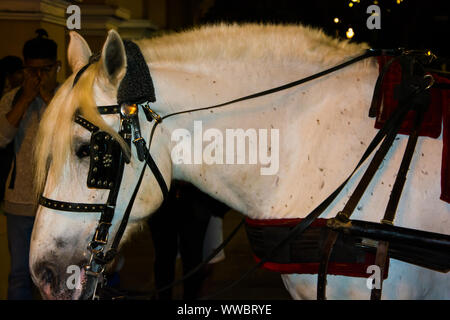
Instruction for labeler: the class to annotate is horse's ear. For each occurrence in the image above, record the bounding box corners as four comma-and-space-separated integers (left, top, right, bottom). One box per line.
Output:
100, 29, 126, 84
68, 31, 92, 73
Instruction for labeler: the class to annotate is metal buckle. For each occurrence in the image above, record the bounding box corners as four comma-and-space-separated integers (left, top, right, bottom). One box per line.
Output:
140, 102, 162, 123
85, 255, 109, 300
87, 241, 104, 254
380, 219, 394, 225
93, 222, 112, 245
84, 262, 105, 277
335, 211, 350, 223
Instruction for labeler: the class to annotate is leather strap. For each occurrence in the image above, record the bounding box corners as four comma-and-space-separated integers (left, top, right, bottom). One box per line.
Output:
317, 113, 404, 299
72, 52, 101, 87
98, 105, 121, 114
74, 115, 99, 132
317, 74, 431, 300
370, 96, 428, 300
137, 138, 169, 200
382, 105, 427, 225
39, 195, 106, 212
370, 240, 389, 299
89, 120, 131, 247
154, 50, 378, 123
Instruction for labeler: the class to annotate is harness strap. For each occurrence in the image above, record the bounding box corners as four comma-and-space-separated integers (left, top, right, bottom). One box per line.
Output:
370, 241, 389, 300
318, 74, 433, 300
148, 49, 380, 145
370, 92, 428, 300
382, 105, 428, 225
103, 153, 147, 261
39, 196, 106, 212
86, 121, 131, 278
136, 138, 169, 199
318, 108, 405, 300
169, 51, 376, 117
199, 82, 420, 299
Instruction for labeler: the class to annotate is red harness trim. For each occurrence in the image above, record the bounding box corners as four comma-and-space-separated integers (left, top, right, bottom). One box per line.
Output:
246, 217, 389, 279
374, 56, 450, 203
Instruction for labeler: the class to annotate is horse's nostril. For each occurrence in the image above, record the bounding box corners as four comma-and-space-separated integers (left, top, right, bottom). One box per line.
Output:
34, 262, 58, 287
42, 267, 55, 284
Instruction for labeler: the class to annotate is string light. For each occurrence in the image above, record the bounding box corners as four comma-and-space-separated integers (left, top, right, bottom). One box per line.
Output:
346, 28, 355, 39
349, 2, 354, 7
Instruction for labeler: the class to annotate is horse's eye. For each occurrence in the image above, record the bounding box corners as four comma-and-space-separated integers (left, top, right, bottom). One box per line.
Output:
76, 144, 90, 159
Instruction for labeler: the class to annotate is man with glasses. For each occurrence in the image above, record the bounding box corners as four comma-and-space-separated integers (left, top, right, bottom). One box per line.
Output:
0, 29, 60, 299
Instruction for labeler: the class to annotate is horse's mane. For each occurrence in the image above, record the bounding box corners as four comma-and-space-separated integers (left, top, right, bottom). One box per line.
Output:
34, 23, 368, 196
137, 23, 368, 69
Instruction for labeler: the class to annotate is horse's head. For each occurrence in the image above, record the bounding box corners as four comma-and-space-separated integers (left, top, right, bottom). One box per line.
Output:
29, 30, 171, 299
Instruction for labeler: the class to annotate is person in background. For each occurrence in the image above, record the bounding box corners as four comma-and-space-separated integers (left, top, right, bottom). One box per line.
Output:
0, 29, 60, 300
148, 181, 228, 300
0, 56, 24, 205
0, 56, 23, 99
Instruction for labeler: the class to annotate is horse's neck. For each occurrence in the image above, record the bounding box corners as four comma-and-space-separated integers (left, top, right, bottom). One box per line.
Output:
151, 58, 379, 219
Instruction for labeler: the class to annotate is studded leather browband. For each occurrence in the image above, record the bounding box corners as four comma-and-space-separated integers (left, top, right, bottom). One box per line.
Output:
39, 195, 106, 213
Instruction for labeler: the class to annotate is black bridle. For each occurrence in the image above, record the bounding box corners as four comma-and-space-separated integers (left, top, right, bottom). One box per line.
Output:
39, 103, 169, 298
39, 41, 169, 298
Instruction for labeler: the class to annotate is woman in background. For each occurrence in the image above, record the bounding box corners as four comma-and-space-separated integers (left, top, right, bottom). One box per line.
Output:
0, 56, 23, 99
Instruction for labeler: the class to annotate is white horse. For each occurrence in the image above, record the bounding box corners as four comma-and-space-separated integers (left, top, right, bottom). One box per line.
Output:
29, 24, 449, 300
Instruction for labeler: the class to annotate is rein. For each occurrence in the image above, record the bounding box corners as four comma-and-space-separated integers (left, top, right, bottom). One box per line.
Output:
148, 48, 391, 144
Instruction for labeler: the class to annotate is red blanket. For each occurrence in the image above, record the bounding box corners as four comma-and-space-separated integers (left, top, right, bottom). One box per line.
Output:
374, 56, 450, 203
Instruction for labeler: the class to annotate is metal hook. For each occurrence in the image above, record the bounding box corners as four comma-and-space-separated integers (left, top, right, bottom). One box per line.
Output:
423, 74, 435, 90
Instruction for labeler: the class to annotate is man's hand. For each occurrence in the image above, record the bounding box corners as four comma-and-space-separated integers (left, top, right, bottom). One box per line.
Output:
21, 69, 40, 104
5, 69, 40, 128
39, 66, 58, 105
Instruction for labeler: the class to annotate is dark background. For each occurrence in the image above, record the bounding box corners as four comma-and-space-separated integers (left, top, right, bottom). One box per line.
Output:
195, 0, 449, 69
